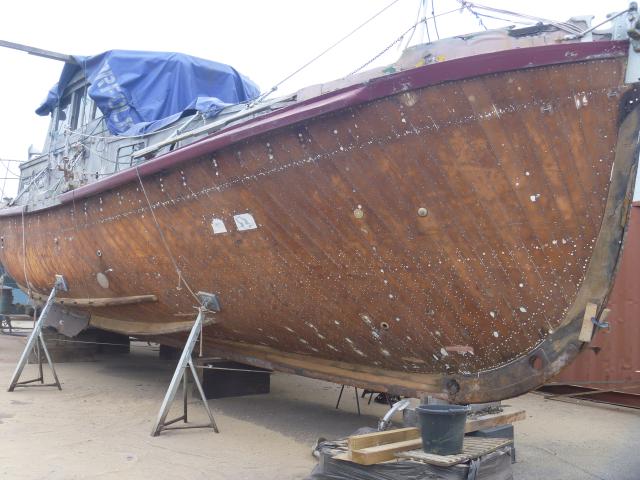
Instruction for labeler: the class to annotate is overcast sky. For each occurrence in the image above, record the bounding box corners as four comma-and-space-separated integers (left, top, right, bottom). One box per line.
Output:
0, 0, 630, 197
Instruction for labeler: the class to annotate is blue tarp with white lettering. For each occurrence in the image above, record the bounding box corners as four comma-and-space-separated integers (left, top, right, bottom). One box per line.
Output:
36, 50, 260, 136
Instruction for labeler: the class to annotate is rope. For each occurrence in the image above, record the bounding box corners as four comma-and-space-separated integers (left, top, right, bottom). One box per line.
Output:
135, 167, 201, 306
0, 330, 162, 351
249, 0, 404, 105
43, 337, 159, 349
20, 206, 31, 298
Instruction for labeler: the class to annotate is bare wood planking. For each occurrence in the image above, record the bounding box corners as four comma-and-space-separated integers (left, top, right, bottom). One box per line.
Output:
348, 427, 420, 451
350, 438, 423, 466
579, 303, 599, 343
28, 291, 158, 307
464, 408, 525, 433
349, 431, 514, 465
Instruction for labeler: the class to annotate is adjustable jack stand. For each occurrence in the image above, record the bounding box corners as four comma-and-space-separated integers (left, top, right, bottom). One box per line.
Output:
7, 275, 67, 392
151, 307, 219, 436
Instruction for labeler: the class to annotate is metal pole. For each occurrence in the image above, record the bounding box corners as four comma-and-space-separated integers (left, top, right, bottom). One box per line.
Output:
183, 372, 188, 423
151, 308, 218, 436
336, 385, 345, 409
38, 331, 61, 390
0, 40, 76, 63
36, 340, 43, 383
189, 359, 218, 433
7, 278, 63, 391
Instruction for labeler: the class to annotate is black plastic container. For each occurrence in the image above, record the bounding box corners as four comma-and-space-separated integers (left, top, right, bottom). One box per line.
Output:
416, 404, 470, 455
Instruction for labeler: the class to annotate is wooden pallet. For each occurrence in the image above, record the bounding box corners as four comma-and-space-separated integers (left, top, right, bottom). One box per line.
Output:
334, 408, 524, 466
396, 437, 513, 466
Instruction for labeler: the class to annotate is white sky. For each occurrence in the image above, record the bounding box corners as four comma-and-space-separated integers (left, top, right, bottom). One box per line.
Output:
0, 0, 631, 197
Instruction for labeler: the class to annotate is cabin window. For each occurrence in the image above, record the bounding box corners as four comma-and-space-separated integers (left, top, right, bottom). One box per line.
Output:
69, 87, 84, 131
55, 94, 72, 133
89, 99, 99, 121
55, 86, 97, 133
81, 91, 100, 124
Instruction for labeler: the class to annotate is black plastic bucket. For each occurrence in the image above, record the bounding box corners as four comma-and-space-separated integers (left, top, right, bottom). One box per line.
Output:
416, 404, 470, 455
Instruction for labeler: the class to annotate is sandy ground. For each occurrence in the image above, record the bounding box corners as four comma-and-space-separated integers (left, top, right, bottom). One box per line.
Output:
0, 334, 639, 480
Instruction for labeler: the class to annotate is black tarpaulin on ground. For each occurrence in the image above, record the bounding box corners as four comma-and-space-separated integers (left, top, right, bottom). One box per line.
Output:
307, 438, 513, 480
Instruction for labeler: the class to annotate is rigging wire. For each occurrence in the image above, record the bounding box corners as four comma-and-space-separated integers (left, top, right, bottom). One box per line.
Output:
0, 158, 23, 195
403, 0, 426, 50
0, 163, 22, 178
424, 8, 432, 43
431, 0, 440, 39
459, 11, 533, 26
0, 161, 10, 200
249, 0, 404, 105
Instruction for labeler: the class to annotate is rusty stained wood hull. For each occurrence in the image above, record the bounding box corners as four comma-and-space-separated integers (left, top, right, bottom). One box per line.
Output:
0, 42, 638, 402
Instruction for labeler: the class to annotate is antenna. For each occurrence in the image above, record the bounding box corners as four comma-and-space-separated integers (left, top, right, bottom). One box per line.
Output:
0, 40, 77, 64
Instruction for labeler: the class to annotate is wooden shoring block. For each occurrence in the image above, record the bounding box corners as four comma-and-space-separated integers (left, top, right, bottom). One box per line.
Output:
341, 408, 525, 465
348, 427, 420, 451
350, 438, 423, 465
579, 302, 598, 343
464, 408, 526, 433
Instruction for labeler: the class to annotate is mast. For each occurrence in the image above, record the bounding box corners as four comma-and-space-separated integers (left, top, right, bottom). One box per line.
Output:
0, 40, 76, 64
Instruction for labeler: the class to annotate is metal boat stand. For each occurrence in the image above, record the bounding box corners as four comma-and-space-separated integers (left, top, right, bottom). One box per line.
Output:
151, 307, 219, 436
7, 275, 67, 392
335, 385, 361, 415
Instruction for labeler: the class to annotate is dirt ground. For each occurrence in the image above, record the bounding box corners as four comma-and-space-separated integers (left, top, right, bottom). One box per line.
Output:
0, 334, 639, 480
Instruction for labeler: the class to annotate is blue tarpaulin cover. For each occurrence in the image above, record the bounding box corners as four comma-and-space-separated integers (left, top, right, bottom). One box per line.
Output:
36, 50, 260, 136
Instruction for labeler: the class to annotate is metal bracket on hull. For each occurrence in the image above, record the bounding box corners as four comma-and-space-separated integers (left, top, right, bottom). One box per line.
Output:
150, 307, 219, 436
7, 275, 67, 392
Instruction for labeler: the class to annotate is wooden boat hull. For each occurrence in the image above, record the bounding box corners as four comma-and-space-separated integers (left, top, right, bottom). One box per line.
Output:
0, 41, 637, 402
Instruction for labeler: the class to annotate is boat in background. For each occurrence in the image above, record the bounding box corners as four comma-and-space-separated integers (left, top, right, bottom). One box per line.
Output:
1, 4, 639, 403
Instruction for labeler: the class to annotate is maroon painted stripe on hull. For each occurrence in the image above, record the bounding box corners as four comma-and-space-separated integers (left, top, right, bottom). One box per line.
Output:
0, 40, 627, 218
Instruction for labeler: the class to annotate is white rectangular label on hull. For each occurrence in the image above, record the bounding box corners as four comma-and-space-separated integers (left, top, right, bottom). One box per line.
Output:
234, 213, 257, 231
211, 218, 227, 234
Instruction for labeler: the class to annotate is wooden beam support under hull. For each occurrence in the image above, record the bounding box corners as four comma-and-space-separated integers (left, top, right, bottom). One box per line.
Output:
28, 291, 158, 308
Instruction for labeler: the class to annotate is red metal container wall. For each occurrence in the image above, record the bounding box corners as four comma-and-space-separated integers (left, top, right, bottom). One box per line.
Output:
552, 203, 640, 393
